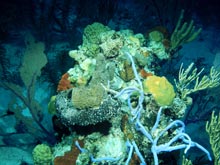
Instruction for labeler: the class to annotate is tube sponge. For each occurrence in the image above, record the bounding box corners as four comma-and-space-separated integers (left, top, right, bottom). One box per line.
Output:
143, 75, 175, 106
32, 144, 52, 165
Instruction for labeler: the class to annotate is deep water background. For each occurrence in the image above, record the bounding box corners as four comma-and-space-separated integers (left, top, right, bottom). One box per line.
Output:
0, 0, 220, 164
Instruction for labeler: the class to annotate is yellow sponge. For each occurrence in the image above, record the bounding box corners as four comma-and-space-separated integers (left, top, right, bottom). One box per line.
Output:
143, 75, 175, 106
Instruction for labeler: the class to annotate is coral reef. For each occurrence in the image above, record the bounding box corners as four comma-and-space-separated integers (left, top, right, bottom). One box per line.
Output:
147, 30, 170, 60
76, 129, 127, 164
2, 2, 220, 165
51, 20, 219, 164
53, 139, 84, 165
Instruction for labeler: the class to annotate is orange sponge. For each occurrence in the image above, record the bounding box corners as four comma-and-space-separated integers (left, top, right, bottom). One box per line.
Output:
57, 73, 73, 92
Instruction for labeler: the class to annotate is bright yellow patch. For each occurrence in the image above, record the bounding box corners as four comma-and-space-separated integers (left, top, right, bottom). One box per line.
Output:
143, 75, 175, 106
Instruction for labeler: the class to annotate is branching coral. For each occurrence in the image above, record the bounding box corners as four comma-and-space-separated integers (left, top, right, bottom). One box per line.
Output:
206, 112, 220, 165
175, 62, 220, 99
170, 10, 202, 53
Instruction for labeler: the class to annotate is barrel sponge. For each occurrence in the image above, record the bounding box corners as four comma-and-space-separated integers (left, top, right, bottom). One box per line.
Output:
143, 75, 175, 106
56, 90, 121, 126
32, 144, 52, 165
71, 84, 105, 109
